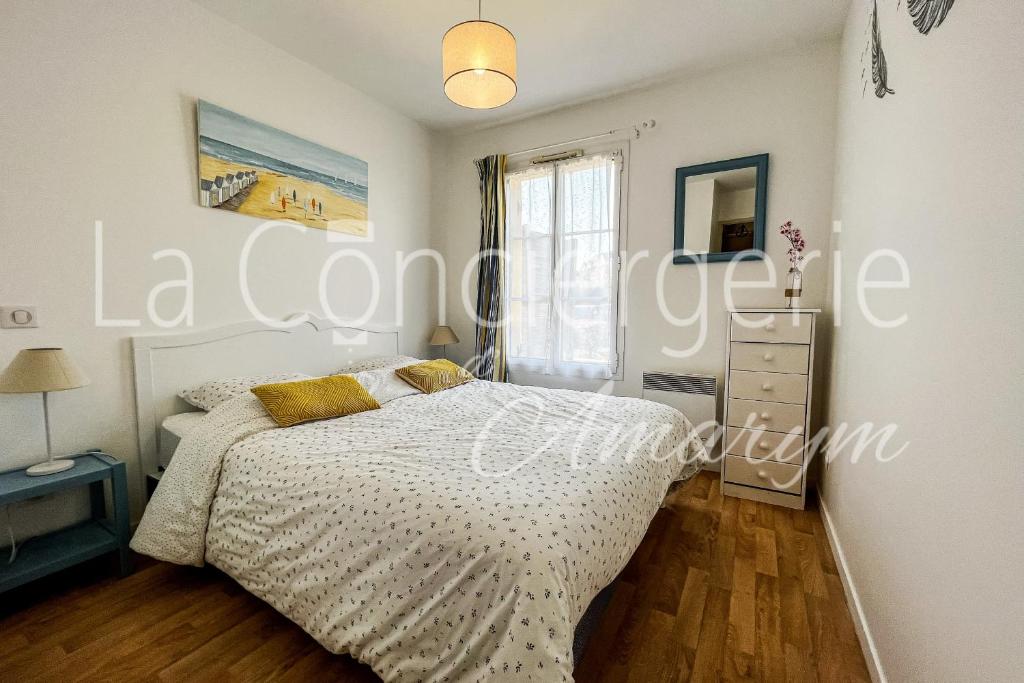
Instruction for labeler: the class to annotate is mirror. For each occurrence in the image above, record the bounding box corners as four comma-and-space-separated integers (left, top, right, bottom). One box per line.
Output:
673, 153, 768, 263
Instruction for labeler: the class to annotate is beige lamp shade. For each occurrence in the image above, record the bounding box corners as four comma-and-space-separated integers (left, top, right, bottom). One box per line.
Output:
442, 20, 517, 109
429, 325, 460, 346
0, 348, 90, 393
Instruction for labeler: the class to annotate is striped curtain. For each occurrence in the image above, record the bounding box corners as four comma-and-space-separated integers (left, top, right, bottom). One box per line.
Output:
473, 154, 508, 382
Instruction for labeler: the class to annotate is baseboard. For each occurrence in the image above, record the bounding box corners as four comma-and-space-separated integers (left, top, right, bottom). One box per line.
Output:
817, 494, 887, 683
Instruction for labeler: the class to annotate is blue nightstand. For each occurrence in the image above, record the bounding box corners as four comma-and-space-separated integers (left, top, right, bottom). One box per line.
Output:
0, 450, 131, 593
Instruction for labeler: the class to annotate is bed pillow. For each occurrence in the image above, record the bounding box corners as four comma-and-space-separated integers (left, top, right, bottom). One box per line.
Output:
394, 359, 474, 394
336, 355, 422, 374
348, 368, 422, 405
251, 375, 381, 427
161, 411, 207, 437
159, 412, 207, 469
179, 373, 309, 411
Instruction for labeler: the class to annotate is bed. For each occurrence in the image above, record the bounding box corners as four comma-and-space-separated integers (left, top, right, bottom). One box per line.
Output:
129, 316, 707, 682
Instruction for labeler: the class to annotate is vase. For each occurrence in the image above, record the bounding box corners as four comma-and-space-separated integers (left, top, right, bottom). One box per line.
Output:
785, 267, 803, 309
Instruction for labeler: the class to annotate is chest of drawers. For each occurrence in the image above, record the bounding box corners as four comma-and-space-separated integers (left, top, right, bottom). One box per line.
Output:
722, 309, 818, 509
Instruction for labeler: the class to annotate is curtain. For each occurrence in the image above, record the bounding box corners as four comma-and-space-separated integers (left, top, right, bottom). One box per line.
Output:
473, 154, 508, 382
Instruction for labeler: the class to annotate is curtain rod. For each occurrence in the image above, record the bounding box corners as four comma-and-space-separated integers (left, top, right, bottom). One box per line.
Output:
505, 120, 654, 159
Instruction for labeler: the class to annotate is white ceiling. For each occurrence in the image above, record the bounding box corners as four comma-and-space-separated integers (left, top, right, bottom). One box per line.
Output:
194, 0, 850, 131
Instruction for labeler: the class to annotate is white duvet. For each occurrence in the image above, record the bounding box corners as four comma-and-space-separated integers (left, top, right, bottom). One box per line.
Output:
132, 380, 706, 682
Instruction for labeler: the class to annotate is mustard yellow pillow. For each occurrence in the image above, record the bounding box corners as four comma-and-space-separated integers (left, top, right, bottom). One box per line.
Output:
394, 359, 474, 394
251, 375, 380, 427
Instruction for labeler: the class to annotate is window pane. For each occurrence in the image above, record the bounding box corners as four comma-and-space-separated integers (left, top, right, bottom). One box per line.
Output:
509, 237, 523, 299
508, 186, 524, 239
561, 161, 610, 234
560, 303, 611, 364
509, 299, 550, 360
508, 300, 525, 356
505, 167, 554, 365
525, 301, 550, 359
561, 232, 612, 299
555, 153, 618, 375
508, 171, 552, 238
523, 175, 552, 236
526, 236, 552, 298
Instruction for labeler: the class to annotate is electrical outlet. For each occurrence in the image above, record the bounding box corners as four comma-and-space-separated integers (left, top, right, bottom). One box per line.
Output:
1, 305, 39, 328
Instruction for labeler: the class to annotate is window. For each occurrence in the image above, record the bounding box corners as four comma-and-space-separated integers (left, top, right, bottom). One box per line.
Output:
505, 150, 623, 379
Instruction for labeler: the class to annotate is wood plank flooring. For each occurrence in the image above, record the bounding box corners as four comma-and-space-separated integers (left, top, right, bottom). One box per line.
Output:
0, 471, 870, 682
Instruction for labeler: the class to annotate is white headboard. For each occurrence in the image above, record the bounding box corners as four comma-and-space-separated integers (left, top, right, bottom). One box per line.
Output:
131, 313, 399, 480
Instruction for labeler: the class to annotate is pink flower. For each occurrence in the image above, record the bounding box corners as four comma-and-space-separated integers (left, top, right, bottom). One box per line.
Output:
779, 221, 806, 267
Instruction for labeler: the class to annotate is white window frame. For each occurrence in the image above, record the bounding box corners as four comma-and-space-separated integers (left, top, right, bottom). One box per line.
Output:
504, 138, 630, 381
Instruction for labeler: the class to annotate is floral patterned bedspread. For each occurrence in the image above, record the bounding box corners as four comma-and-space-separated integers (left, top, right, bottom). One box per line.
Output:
132, 380, 706, 682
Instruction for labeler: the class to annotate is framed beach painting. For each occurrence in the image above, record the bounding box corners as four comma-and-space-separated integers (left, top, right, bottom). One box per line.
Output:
197, 100, 368, 236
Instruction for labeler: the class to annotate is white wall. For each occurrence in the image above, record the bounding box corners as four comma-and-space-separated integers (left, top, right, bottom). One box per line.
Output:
717, 187, 755, 222
0, 0, 436, 532
824, 1, 1024, 680
433, 43, 839, 404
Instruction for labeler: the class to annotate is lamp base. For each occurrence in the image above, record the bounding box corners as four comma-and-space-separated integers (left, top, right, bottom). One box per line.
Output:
26, 459, 75, 476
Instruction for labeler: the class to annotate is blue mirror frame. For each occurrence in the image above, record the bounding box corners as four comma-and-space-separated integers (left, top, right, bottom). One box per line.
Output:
673, 153, 769, 264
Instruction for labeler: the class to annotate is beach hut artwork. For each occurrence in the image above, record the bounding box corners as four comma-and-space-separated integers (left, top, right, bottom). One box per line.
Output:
197, 100, 368, 236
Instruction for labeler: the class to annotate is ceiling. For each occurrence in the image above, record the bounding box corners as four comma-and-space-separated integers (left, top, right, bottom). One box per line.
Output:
194, 0, 850, 131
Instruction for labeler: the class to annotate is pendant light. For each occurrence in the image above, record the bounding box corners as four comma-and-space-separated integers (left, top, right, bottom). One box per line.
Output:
442, 0, 517, 109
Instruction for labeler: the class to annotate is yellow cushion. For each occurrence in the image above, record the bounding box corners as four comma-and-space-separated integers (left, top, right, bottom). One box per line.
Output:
394, 359, 474, 394
251, 375, 380, 427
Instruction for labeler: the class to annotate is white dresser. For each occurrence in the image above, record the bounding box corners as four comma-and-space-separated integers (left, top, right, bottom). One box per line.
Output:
722, 309, 818, 509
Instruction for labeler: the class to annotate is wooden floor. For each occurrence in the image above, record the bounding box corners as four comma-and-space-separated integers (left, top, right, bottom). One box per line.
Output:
0, 471, 869, 682
574, 472, 870, 682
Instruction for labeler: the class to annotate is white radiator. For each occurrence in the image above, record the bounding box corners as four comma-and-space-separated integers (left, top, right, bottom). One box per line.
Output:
641, 371, 720, 471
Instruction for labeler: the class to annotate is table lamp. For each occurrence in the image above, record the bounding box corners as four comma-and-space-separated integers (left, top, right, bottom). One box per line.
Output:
429, 325, 459, 359
0, 348, 90, 475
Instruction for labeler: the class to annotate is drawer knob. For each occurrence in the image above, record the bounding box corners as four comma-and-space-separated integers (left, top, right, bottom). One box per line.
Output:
765, 323, 776, 332
762, 383, 773, 391
758, 441, 770, 449
757, 470, 769, 480
763, 353, 774, 361
760, 412, 771, 420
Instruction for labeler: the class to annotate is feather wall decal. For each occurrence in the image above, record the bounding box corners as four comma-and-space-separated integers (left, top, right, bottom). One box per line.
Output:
871, 0, 895, 98
906, 0, 955, 35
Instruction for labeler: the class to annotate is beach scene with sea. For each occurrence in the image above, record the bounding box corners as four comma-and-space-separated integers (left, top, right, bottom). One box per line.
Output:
197, 100, 368, 235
